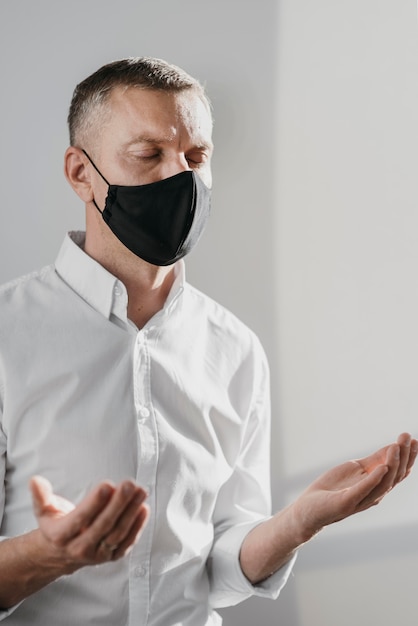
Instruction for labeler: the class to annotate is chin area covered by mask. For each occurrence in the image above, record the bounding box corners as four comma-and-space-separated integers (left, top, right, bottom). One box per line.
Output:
83, 150, 211, 266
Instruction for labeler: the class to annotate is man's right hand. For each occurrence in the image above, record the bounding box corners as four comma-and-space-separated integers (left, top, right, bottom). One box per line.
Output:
30, 475, 149, 570
0, 477, 149, 610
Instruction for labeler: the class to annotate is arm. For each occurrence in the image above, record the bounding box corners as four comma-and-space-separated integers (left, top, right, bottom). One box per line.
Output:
240, 432, 418, 584
0, 476, 149, 609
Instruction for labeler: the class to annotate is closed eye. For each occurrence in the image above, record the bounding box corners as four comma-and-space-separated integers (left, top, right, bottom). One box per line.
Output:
127, 149, 161, 161
186, 152, 209, 166
140, 154, 160, 160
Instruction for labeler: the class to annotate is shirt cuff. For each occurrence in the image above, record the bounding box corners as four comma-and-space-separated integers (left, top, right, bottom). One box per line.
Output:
208, 520, 297, 608
0, 606, 21, 621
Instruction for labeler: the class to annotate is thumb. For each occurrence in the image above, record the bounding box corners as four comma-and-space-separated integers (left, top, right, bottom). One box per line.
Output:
29, 475, 53, 517
29, 475, 75, 518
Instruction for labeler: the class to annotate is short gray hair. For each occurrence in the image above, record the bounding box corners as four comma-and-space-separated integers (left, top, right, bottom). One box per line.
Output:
68, 56, 211, 148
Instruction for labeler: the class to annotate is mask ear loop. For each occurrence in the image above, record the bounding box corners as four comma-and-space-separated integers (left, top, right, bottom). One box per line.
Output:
82, 149, 111, 185
81, 149, 110, 215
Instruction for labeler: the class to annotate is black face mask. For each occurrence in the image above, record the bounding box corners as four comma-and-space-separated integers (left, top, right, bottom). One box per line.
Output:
83, 150, 211, 266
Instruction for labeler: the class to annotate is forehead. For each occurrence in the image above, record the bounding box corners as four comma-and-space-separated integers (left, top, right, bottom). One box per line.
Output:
102, 86, 213, 147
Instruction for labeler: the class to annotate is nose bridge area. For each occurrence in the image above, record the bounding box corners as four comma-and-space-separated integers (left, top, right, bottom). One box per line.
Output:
162, 151, 191, 178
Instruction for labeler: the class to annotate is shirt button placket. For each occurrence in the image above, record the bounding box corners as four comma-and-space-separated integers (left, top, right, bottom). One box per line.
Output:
129, 330, 158, 626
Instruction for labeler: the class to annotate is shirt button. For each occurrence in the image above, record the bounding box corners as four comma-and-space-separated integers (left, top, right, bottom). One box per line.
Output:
133, 565, 147, 578
138, 406, 150, 419
114, 284, 123, 297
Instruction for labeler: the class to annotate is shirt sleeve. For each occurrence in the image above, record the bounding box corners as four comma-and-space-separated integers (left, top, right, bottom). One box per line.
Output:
207, 336, 296, 608
0, 391, 23, 620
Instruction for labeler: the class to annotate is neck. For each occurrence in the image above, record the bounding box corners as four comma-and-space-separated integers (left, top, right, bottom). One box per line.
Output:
84, 226, 176, 329
124, 265, 175, 329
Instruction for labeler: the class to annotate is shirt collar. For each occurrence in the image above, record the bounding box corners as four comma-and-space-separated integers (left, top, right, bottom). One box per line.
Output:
55, 231, 185, 324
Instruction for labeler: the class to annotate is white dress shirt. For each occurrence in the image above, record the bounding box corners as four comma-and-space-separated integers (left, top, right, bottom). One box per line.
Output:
0, 232, 294, 625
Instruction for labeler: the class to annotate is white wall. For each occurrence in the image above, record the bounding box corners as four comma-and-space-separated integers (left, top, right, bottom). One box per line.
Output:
1, 1, 418, 625
273, 3, 418, 626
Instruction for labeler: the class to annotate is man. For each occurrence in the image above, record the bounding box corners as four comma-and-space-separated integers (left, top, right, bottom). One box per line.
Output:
0, 57, 416, 625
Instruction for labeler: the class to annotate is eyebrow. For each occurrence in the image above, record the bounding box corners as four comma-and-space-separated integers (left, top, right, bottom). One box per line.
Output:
124, 136, 214, 151
125, 136, 167, 146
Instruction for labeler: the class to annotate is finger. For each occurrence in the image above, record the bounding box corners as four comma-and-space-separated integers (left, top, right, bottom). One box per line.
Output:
30, 476, 53, 517
380, 443, 401, 489
356, 439, 418, 510
356, 444, 391, 475
112, 504, 150, 560
345, 462, 390, 507
395, 433, 412, 482
30, 475, 78, 518
354, 441, 399, 488
48, 482, 115, 545
404, 438, 418, 478
72, 482, 147, 562
83, 481, 146, 545
355, 445, 401, 510
100, 488, 148, 549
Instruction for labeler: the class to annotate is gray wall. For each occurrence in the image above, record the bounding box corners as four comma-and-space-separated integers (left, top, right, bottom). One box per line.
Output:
1, 1, 418, 624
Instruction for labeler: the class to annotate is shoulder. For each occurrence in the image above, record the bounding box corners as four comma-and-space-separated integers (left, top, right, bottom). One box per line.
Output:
0, 265, 59, 325
0, 264, 56, 299
183, 282, 267, 360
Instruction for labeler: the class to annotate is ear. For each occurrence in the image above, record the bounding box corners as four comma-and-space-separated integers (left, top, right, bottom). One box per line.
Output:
64, 146, 94, 203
